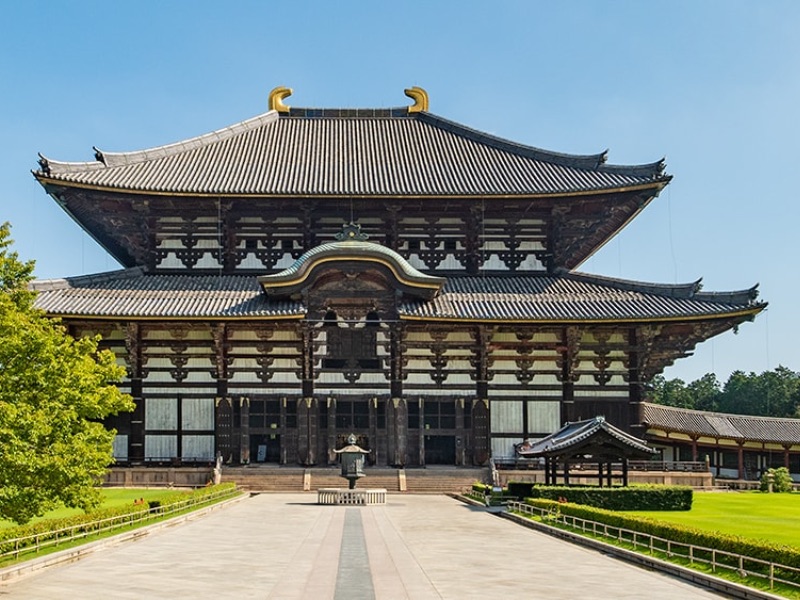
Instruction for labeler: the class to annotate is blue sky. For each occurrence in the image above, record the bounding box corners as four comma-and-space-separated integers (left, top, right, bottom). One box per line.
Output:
2, 1, 798, 384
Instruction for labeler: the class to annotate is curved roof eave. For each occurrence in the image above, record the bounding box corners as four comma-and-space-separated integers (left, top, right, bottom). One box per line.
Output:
258, 240, 446, 299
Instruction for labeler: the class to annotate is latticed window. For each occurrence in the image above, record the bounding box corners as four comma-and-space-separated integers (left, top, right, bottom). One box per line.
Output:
322, 310, 380, 370
423, 399, 456, 429
336, 400, 369, 429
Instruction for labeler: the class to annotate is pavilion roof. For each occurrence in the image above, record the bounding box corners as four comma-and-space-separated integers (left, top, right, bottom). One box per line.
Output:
641, 402, 800, 445
34, 106, 669, 198
30, 268, 762, 324
517, 416, 656, 459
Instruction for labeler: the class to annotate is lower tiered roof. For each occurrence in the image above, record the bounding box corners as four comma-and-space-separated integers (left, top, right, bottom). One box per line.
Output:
31, 268, 762, 324
642, 403, 800, 446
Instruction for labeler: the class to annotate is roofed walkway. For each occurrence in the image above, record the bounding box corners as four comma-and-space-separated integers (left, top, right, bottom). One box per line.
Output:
0, 494, 722, 599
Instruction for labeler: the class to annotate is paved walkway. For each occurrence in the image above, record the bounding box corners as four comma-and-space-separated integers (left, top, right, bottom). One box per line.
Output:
0, 494, 723, 599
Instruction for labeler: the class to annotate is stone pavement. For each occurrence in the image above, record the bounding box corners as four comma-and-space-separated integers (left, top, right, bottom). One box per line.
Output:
0, 494, 723, 599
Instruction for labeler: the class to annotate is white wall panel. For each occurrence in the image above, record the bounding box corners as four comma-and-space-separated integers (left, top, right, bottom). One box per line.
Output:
490, 401, 523, 434
145, 435, 177, 460
146, 398, 177, 429
491, 438, 517, 459
112, 435, 128, 460
182, 398, 214, 430
527, 401, 560, 433
182, 435, 215, 460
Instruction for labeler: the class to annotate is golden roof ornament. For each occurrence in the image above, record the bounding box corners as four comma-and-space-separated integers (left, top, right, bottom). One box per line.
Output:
268, 86, 293, 113
404, 86, 429, 113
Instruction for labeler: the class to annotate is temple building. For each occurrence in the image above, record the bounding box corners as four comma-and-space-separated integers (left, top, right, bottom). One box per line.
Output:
31, 86, 766, 469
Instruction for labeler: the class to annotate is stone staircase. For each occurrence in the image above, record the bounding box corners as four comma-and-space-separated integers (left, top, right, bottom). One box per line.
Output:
222, 466, 486, 494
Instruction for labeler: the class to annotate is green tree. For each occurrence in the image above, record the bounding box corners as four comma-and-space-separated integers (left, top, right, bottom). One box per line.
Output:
649, 375, 693, 408
686, 373, 721, 412
719, 366, 800, 417
0, 223, 134, 524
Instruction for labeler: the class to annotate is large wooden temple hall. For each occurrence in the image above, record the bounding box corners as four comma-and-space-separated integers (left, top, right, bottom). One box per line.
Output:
31, 86, 766, 469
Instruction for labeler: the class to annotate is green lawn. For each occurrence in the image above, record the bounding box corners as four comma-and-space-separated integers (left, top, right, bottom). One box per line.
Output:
629, 491, 800, 548
0, 488, 185, 530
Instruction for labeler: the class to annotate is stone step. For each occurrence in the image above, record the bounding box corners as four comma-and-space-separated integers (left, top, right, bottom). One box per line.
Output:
221, 467, 485, 493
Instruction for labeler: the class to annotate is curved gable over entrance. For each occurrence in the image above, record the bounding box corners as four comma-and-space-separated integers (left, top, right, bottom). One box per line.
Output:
258, 224, 446, 301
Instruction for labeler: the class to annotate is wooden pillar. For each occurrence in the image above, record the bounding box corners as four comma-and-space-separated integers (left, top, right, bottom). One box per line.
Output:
691, 436, 699, 462
544, 457, 550, 485
737, 443, 745, 480
215, 397, 234, 463
564, 459, 570, 486
297, 397, 317, 466
472, 326, 490, 466
622, 457, 629, 487
369, 396, 378, 466
212, 323, 230, 462
239, 397, 250, 464
784, 446, 791, 470
598, 462, 603, 488
560, 327, 580, 425
387, 397, 408, 467
301, 323, 314, 398
125, 323, 145, 464
327, 398, 337, 465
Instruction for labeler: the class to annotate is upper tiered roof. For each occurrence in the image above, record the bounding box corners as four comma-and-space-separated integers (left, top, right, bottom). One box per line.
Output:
35, 89, 669, 198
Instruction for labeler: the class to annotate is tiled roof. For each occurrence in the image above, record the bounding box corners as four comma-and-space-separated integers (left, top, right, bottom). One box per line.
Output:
641, 403, 800, 445
30, 268, 302, 319
35, 107, 669, 197
400, 272, 762, 322
518, 416, 655, 457
31, 269, 761, 323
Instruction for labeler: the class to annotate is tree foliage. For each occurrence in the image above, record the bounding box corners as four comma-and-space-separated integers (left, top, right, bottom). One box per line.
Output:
0, 223, 134, 524
650, 366, 800, 419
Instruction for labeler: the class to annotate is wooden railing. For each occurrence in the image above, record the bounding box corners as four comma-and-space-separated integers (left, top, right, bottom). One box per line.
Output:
507, 501, 800, 595
495, 459, 708, 473
0, 486, 240, 564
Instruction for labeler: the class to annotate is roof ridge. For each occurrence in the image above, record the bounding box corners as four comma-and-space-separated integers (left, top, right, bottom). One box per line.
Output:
562, 269, 703, 299
29, 266, 145, 290
418, 112, 668, 178
418, 111, 609, 171
42, 112, 280, 174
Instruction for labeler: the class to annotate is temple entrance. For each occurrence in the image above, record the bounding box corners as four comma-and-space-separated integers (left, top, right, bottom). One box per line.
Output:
250, 434, 281, 463
424, 435, 456, 464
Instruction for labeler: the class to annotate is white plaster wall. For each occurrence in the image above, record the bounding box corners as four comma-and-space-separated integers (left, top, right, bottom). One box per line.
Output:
145, 435, 177, 460
146, 398, 177, 430
182, 435, 215, 460
490, 401, 523, 434
182, 398, 214, 430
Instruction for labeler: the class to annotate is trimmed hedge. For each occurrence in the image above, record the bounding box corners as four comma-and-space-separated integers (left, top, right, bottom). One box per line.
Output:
0, 502, 151, 555
0, 483, 238, 557
524, 498, 800, 571
506, 483, 692, 511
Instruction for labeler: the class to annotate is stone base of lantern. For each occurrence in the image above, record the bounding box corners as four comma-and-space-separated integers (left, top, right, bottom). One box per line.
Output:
317, 488, 387, 505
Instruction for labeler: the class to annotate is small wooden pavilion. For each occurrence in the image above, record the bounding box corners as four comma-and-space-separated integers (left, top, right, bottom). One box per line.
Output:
517, 416, 656, 486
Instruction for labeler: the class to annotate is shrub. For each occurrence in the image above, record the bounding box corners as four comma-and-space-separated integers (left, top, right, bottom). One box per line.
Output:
760, 467, 794, 493
509, 484, 692, 511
